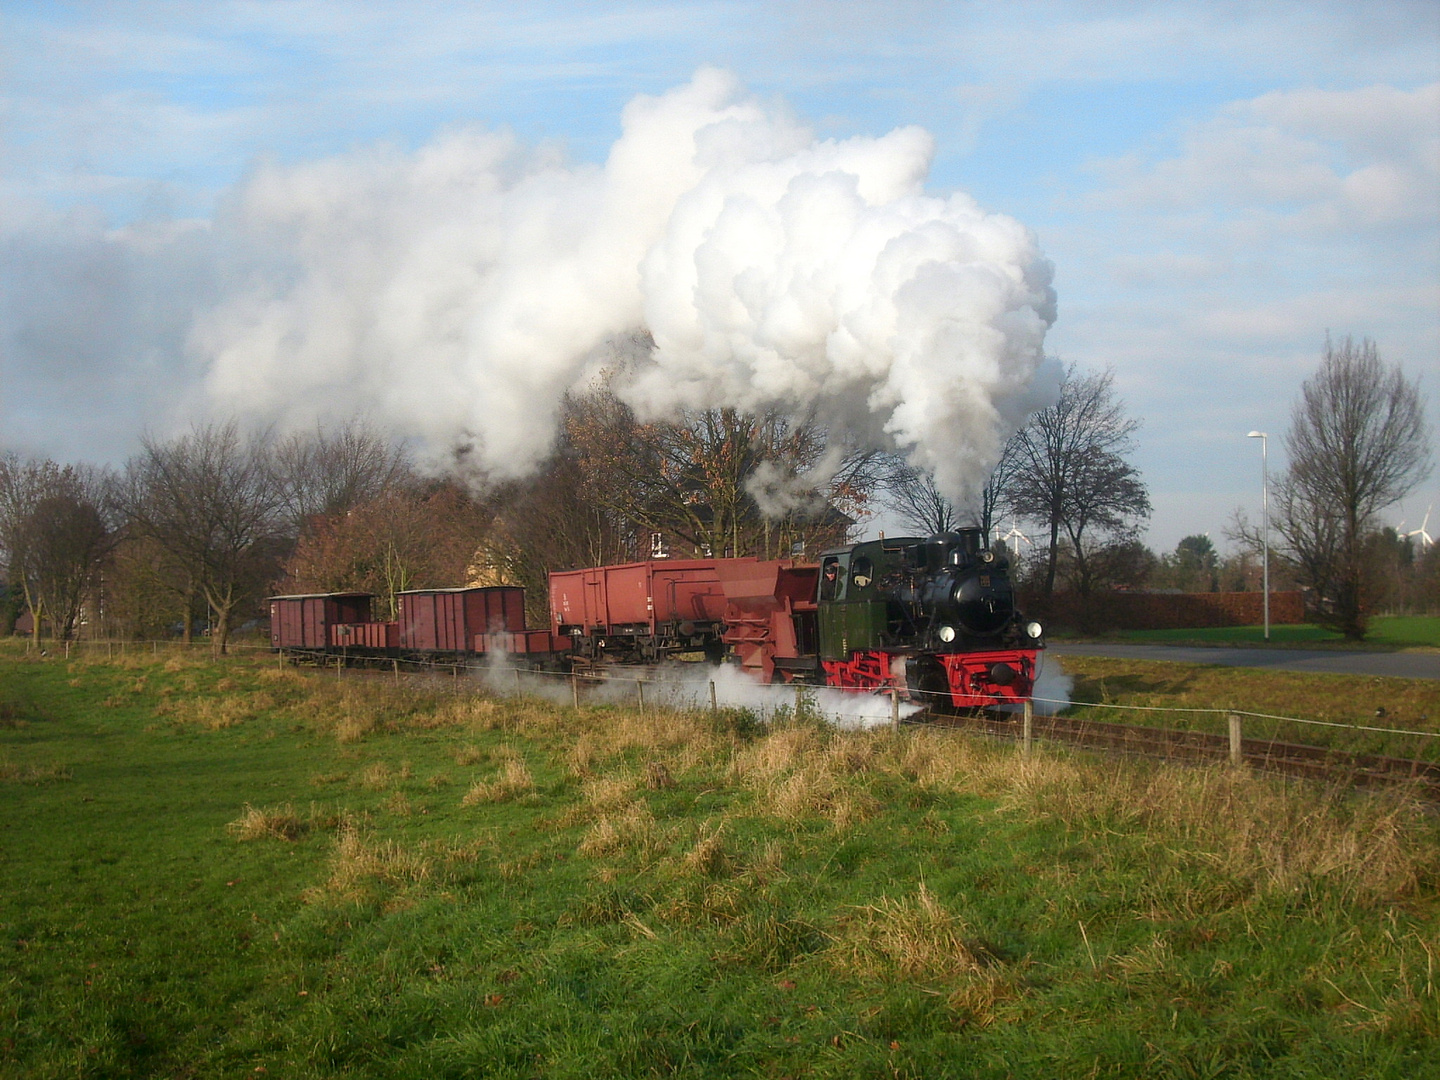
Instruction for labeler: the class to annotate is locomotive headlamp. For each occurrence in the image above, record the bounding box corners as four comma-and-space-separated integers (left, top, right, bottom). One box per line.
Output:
937, 625, 957, 643
980, 549, 995, 563
1026, 621, 1043, 639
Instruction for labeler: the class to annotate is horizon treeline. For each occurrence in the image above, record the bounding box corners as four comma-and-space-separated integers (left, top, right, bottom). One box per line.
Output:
1, 342, 1434, 646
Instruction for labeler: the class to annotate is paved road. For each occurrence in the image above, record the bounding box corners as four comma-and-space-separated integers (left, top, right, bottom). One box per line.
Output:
1047, 643, 1440, 681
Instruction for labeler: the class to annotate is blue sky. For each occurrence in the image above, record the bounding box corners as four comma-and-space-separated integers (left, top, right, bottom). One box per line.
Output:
2, 0, 1437, 551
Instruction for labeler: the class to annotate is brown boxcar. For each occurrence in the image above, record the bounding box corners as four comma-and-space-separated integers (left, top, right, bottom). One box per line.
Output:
270, 593, 375, 650
399, 587, 527, 653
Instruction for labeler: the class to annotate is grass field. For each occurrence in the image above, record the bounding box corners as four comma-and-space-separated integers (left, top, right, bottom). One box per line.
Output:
2, 645, 1438, 1078
1052, 653, 1440, 762
1106, 615, 1440, 650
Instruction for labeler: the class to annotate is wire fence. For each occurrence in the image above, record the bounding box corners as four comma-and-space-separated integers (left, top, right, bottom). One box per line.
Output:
8, 636, 1438, 776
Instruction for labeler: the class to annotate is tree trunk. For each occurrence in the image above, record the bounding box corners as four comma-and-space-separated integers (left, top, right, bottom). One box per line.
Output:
1044, 516, 1060, 597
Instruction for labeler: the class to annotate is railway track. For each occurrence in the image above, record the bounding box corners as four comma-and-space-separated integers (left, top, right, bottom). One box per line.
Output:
924, 709, 1440, 800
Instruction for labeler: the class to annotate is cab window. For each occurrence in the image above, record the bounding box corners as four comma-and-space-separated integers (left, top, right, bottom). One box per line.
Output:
850, 556, 874, 589
820, 557, 845, 601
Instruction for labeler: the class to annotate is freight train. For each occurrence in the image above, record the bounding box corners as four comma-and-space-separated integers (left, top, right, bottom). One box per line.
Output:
269, 529, 1043, 710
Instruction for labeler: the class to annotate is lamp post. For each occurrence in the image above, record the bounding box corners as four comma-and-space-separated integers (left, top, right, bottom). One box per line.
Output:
1246, 431, 1269, 641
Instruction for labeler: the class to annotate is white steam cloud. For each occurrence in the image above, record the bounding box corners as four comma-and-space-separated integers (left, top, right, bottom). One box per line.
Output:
190, 68, 1057, 501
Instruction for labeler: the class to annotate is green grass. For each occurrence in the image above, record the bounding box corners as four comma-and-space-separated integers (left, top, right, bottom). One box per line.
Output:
1058, 654, 1440, 762
1106, 615, 1440, 649
2, 645, 1438, 1077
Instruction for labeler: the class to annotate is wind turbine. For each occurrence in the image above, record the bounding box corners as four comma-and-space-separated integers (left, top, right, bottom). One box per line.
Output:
1000, 520, 1033, 559
1405, 505, 1433, 549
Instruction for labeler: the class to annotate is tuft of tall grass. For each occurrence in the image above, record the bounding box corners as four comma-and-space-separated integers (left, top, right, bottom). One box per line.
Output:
171, 691, 276, 729
682, 820, 731, 878
578, 801, 667, 859
307, 824, 432, 904
730, 723, 880, 829
827, 884, 997, 982
0, 759, 71, 783
227, 802, 308, 841
461, 758, 534, 805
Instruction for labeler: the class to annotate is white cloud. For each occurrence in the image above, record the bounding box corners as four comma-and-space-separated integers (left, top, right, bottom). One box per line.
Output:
1088, 84, 1440, 228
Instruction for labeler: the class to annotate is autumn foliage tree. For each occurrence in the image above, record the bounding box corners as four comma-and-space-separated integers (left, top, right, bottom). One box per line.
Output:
279, 481, 492, 618
562, 387, 868, 561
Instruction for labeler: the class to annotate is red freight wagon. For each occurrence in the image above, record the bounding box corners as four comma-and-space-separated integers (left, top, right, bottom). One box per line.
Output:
399, 587, 527, 653
717, 560, 820, 683
329, 621, 399, 651
270, 593, 374, 650
549, 558, 754, 661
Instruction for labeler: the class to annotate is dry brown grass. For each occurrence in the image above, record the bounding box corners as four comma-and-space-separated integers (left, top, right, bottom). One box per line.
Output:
1004, 756, 1436, 905
306, 825, 432, 904
359, 762, 395, 790
257, 666, 307, 686
1114, 934, 1174, 980
730, 724, 881, 829
283, 681, 440, 743
577, 709, 724, 776
0, 759, 71, 783
171, 691, 277, 730
384, 791, 413, 816
582, 774, 640, 813
828, 884, 996, 982
454, 744, 486, 766
881, 728, 1439, 906
428, 696, 507, 730
461, 758, 534, 805
578, 801, 666, 859
227, 802, 308, 841
569, 732, 601, 777
682, 820, 731, 878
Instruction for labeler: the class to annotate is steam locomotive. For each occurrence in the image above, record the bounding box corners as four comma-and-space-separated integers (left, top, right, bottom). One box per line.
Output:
270, 528, 1042, 711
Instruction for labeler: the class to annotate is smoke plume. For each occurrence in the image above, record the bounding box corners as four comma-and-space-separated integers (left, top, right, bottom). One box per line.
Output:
119, 69, 1059, 499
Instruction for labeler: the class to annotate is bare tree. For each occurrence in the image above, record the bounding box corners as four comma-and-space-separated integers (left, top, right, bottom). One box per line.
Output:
1009, 363, 1151, 596
273, 419, 414, 534
1275, 335, 1431, 638
883, 460, 961, 536
0, 455, 114, 641
880, 432, 1022, 541
124, 422, 285, 654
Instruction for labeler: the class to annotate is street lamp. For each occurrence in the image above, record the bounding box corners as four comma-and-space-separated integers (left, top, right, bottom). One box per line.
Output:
1247, 431, 1269, 641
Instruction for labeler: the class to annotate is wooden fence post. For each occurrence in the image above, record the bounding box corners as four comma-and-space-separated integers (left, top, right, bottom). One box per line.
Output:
571, 674, 580, 711
709, 680, 718, 715
1228, 714, 1243, 767
891, 688, 900, 732
1023, 700, 1034, 757
637, 679, 645, 714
